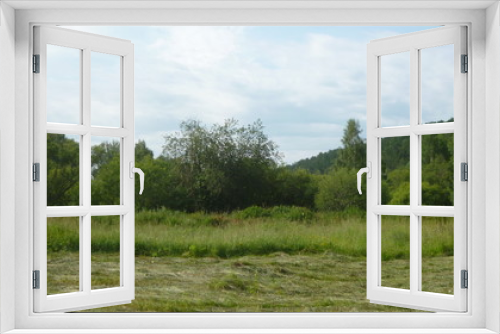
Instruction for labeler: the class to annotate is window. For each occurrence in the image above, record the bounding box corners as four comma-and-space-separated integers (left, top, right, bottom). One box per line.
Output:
33, 26, 136, 312
34, 24, 467, 314
366, 26, 467, 312
3, 2, 494, 333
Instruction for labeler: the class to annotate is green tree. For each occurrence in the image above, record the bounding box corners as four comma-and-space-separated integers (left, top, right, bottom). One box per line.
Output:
135, 139, 154, 161
315, 119, 367, 212
162, 119, 282, 212
381, 136, 410, 205
272, 167, 318, 208
334, 119, 366, 169
134, 156, 193, 211
91, 140, 120, 205
47, 134, 80, 206
290, 149, 341, 174
91, 141, 120, 178
315, 167, 365, 212
421, 133, 454, 205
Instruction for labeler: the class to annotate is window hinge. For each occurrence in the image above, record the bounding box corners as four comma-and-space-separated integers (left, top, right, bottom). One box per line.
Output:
461, 54, 468, 73
461, 270, 468, 289
33, 54, 40, 73
33, 163, 40, 182
461, 162, 468, 182
33, 270, 40, 289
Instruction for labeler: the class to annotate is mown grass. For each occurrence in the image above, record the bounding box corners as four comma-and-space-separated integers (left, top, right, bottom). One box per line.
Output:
47, 208, 455, 312
46, 253, 453, 312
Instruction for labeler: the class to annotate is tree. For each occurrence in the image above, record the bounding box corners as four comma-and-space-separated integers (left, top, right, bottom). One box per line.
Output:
314, 119, 367, 212
379, 127, 453, 206
334, 119, 366, 170
315, 167, 365, 212
421, 133, 454, 205
91, 140, 120, 205
272, 167, 318, 208
290, 148, 341, 174
162, 119, 282, 212
47, 134, 80, 206
135, 139, 154, 161
134, 156, 193, 211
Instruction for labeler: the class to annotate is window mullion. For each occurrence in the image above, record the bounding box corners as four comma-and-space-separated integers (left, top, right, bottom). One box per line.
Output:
82, 47, 92, 294
409, 47, 420, 294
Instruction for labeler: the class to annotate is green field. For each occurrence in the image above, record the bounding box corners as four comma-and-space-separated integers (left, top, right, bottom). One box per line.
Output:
47, 208, 454, 312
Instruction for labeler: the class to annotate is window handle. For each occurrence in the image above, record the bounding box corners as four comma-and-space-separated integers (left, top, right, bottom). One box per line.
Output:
357, 162, 371, 195
129, 162, 145, 195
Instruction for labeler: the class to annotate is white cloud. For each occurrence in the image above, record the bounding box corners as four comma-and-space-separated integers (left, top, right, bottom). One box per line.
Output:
63, 26, 445, 163
151, 26, 245, 70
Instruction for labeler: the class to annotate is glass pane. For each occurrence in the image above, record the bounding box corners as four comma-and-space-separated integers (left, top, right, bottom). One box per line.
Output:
47, 217, 80, 294
91, 52, 121, 128
421, 217, 454, 294
91, 137, 121, 205
381, 136, 410, 205
421, 45, 454, 124
47, 45, 81, 124
47, 134, 80, 206
381, 215, 410, 290
381, 52, 410, 127
91, 216, 121, 289
421, 133, 454, 206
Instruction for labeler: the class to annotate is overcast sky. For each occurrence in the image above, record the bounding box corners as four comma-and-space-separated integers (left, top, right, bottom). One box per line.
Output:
58, 25, 452, 164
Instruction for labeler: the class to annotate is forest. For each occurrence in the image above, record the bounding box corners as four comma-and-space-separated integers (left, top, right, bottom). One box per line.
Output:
47, 118, 454, 212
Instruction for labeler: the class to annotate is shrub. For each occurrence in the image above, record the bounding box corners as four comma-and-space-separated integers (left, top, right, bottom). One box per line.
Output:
315, 168, 366, 212
269, 206, 314, 221
234, 206, 271, 219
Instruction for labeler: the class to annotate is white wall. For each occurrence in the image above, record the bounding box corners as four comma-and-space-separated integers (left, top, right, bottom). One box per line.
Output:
0, 2, 16, 333
486, 2, 500, 332
5, 5, 493, 331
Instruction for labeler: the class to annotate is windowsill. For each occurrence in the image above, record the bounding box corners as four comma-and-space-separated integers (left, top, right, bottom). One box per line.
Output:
3, 329, 498, 334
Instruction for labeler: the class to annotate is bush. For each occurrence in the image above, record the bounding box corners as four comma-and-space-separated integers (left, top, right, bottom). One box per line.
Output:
268, 206, 314, 221
234, 205, 314, 221
235, 205, 271, 219
315, 168, 366, 212
135, 208, 186, 226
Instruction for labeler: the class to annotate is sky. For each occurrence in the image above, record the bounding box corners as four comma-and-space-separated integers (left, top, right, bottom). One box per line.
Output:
52, 25, 453, 164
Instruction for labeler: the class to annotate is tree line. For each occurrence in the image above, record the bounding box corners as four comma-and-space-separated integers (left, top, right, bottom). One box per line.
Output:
47, 118, 454, 212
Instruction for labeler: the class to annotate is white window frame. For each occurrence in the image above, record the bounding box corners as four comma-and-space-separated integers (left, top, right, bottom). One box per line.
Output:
366, 26, 468, 312
1, 2, 499, 333
33, 26, 136, 313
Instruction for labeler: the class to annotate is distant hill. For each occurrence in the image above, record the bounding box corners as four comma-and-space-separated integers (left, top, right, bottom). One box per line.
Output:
289, 148, 341, 174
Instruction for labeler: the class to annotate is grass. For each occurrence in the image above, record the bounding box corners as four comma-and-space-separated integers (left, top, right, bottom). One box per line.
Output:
46, 208, 455, 312
48, 209, 453, 260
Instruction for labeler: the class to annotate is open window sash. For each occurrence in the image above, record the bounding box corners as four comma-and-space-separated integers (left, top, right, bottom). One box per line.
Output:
33, 26, 135, 312
366, 26, 467, 312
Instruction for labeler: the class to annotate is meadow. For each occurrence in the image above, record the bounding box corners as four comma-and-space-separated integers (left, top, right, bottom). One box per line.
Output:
47, 207, 454, 312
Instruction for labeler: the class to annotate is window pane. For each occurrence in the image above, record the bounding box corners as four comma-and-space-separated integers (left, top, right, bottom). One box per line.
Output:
91, 216, 121, 290
421, 217, 454, 294
47, 45, 81, 124
381, 52, 410, 127
91, 137, 121, 205
381, 136, 410, 205
421, 45, 454, 124
47, 134, 80, 206
381, 215, 410, 290
421, 133, 454, 206
47, 217, 80, 294
91, 52, 121, 128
